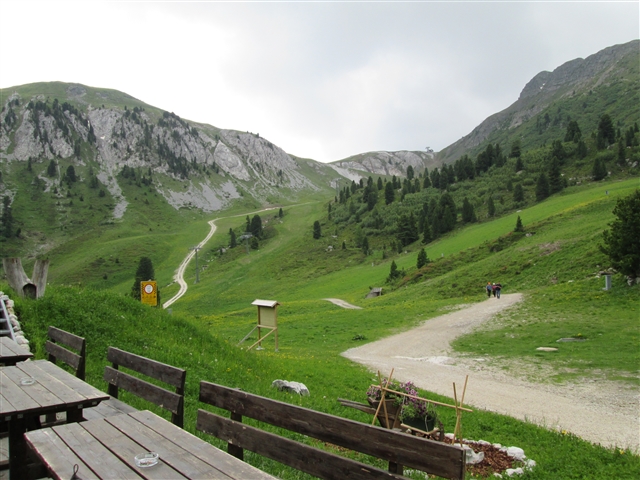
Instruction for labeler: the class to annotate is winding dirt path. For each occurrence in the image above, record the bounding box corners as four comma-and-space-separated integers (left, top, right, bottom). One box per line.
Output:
342, 293, 639, 452
163, 207, 281, 309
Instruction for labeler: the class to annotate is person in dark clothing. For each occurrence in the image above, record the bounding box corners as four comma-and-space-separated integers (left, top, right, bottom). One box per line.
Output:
486, 282, 492, 298
494, 282, 502, 299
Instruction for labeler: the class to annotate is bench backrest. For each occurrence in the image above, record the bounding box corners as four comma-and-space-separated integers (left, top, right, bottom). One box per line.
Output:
197, 381, 465, 480
104, 347, 186, 427
45, 326, 86, 380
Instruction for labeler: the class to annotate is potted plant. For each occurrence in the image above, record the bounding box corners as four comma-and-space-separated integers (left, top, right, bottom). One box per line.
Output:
366, 379, 402, 428
399, 381, 436, 432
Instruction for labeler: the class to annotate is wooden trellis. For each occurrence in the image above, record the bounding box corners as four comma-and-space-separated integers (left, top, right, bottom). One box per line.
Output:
370, 369, 472, 443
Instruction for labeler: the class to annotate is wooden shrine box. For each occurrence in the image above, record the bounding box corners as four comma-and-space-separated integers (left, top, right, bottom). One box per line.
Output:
238, 299, 280, 351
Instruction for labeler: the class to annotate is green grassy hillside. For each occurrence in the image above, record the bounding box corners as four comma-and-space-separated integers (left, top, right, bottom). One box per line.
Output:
10, 178, 639, 479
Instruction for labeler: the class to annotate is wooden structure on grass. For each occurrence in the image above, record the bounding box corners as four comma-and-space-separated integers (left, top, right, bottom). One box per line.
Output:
198, 380, 467, 479
339, 369, 472, 445
238, 299, 280, 351
2, 257, 49, 299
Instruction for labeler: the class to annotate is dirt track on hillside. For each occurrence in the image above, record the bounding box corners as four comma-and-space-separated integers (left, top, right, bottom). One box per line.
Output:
342, 293, 639, 452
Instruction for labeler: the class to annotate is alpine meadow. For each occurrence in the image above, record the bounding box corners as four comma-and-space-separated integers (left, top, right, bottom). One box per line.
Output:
1, 40, 639, 479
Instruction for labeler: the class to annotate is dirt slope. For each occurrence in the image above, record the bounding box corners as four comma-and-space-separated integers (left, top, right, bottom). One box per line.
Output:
342, 293, 639, 452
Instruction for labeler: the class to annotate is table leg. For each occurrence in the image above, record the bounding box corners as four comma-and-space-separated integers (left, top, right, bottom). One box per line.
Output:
67, 407, 83, 423
9, 416, 27, 480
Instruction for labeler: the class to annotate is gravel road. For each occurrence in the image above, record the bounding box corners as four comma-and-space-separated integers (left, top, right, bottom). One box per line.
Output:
342, 293, 639, 452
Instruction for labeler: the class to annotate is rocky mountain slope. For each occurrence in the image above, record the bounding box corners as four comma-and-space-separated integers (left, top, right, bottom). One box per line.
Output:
1, 40, 637, 221
437, 39, 639, 163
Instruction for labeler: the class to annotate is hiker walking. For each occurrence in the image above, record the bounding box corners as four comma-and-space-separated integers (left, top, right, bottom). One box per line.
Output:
494, 282, 502, 299
486, 282, 492, 298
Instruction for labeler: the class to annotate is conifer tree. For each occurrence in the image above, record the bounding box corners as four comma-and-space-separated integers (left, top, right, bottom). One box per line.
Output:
1, 196, 13, 238
536, 173, 550, 201
514, 216, 524, 232
422, 221, 432, 244
131, 257, 156, 301
384, 181, 395, 205
313, 220, 321, 239
416, 248, 428, 269
47, 160, 57, 177
514, 184, 524, 202
487, 197, 496, 217
250, 214, 263, 238
388, 260, 399, 281
548, 157, 564, 194
592, 158, 607, 181
229, 228, 237, 248
461, 197, 476, 223
600, 190, 640, 279
362, 236, 369, 255
515, 157, 524, 172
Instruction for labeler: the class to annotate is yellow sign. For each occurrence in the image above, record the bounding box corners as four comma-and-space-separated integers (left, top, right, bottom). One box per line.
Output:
140, 281, 157, 306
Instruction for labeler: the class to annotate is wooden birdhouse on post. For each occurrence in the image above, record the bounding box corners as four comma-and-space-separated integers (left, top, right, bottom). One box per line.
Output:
238, 299, 280, 351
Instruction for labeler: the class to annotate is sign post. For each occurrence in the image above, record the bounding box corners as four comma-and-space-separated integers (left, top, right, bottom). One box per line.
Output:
140, 281, 158, 306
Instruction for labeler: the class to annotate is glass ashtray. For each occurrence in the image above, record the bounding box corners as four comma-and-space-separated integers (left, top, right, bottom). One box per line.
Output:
20, 377, 36, 386
134, 452, 159, 468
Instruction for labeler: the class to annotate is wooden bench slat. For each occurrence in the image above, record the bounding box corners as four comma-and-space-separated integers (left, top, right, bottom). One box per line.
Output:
48, 326, 85, 352
197, 409, 403, 480
45, 341, 81, 370
103, 367, 183, 415
107, 347, 186, 389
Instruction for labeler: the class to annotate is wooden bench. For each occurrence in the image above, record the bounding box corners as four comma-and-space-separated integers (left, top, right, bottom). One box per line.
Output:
196, 381, 466, 480
40, 327, 87, 426
82, 347, 186, 428
45, 326, 86, 379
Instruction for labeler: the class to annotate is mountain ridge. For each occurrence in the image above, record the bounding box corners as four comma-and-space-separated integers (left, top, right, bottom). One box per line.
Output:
0, 39, 637, 260
437, 39, 639, 164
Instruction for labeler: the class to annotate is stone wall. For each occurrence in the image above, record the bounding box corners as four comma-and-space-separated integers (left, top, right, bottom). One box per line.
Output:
1, 291, 30, 352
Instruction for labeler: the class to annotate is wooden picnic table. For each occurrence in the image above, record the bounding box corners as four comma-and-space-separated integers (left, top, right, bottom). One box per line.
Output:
25, 409, 278, 480
0, 359, 110, 479
0, 336, 34, 365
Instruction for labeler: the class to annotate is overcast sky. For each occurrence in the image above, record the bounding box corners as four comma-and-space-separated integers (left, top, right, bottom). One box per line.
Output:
0, 1, 637, 162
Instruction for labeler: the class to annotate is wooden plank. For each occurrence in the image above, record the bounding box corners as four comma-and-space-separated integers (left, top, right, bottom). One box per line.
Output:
2, 363, 62, 412
48, 326, 84, 352
107, 347, 186, 389
130, 410, 276, 480
45, 341, 82, 371
24, 428, 99, 480
80, 418, 187, 479
106, 412, 234, 479
83, 398, 138, 421
104, 367, 182, 415
337, 398, 378, 415
53, 422, 144, 480
197, 409, 402, 480
36, 360, 108, 402
0, 337, 33, 363
0, 369, 40, 417
200, 381, 465, 480
14, 361, 88, 408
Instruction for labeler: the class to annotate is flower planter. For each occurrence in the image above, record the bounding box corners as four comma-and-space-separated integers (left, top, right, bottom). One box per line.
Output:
367, 398, 401, 429
403, 413, 437, 433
